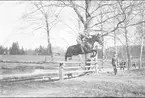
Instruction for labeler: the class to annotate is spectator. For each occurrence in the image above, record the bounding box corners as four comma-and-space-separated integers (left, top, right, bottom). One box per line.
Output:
112, 53, 118, 75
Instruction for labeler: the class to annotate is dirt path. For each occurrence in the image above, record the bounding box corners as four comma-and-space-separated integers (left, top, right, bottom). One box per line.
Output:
1, 69, 145, 97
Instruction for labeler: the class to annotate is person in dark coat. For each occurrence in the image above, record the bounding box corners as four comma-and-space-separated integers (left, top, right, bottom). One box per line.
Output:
112, 54, 118, 75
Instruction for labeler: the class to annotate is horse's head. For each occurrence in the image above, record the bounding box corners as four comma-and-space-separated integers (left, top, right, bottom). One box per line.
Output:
91, 34, 103, 45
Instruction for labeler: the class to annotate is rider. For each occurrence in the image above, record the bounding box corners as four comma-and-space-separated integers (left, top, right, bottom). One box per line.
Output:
76, 31, 88, 53
76, 30, 93, 53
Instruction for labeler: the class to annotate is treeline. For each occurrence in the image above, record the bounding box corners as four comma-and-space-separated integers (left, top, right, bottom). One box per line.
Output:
0, 42, 144, 58
0, 42, 24, 55
104, 45, 145, 59
0, 42, 65, 55
90, 45, 145, 59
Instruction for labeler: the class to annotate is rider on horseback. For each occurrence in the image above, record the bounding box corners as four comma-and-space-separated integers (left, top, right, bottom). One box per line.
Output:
76, 30, 91, 53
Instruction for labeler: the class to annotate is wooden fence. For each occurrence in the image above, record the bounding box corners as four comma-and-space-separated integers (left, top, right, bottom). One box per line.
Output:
0, 60, 98, 81
58, 61, 97, 80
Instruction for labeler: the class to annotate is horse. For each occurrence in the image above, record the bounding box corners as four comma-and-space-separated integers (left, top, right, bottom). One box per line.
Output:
65, 34, 103, 61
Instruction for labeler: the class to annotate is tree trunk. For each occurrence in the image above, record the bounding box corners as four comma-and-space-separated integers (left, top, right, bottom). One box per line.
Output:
47, 39, 53, 60
71, 0, 91, 67
125, 27, 131, 70
84, 0, 91, 67
139, 36, 144, 68
139, 8, 145, 68
45, 15, 53, 61
113, 7, 118, 66
114, 30, 118, 66
100, 10, 105, 67
102, 41, 104, 67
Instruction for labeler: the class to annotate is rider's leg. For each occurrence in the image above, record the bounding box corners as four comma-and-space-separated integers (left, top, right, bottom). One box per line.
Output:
81, 43, 85, 54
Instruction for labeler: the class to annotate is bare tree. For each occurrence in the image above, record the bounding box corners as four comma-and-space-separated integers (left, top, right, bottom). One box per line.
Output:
117, 1, 145, 69
112, 2, 119, 66
112, 1, 141, 70
55, 1, 145, 66
100, 10, 105, 67
21, 1, 63, 60
60, 1, 127, 62
136, 1, 145, 68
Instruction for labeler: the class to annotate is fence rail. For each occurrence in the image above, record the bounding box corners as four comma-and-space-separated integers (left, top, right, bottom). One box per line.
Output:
0, 60, 98, 81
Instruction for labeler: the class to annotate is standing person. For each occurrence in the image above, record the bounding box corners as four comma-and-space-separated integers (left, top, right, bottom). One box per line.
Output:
112, 53, 118, 75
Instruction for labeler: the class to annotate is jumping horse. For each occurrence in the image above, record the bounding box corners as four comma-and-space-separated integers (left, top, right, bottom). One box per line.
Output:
65, 34, 103, 61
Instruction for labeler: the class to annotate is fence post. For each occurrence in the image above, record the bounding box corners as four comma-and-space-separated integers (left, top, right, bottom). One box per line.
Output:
95, 62, 97, 72
59, 63, 64, 80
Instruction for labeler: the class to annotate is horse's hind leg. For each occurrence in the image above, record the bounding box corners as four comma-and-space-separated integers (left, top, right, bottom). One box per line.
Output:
68, 57, 72, 60
65, 52, 72, 61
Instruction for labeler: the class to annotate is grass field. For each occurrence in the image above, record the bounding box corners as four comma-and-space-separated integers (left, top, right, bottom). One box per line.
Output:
0, 55, 65, 62
0, 54, 143, 76
0, 55, 112, 75
0, 55, 145, 97
0, 68, 145, 97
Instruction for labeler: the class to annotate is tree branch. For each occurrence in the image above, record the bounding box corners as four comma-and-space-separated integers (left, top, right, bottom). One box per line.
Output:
90, 2, 117, 15
102, 1, 127, 37
89, 13, 123, 28
88, 10, 115, 24
70, 2, 85, 24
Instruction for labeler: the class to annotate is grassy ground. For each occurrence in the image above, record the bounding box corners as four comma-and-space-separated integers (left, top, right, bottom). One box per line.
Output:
0, 55, 145, 97
0, 68, 145, 97
0, 55, 78, 62
0, 55, 112, 76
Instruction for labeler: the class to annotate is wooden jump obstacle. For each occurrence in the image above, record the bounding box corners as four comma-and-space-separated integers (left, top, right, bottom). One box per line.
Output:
59, 61, 98, 80
0, 60, 98, 81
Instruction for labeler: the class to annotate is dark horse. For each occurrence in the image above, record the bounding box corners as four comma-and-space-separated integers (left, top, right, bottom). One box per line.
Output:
65, 34, 103, 61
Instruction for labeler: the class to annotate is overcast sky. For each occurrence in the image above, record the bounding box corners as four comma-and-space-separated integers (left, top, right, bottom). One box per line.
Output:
0, 1, 133, 50
0, 1, 79, 49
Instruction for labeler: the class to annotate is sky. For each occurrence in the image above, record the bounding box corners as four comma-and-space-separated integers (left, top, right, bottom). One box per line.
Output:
0, 1, 79, 50
0, 1, 135, 50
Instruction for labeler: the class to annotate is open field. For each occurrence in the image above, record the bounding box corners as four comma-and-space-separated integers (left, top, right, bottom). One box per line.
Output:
0, 55, 145, 97
0, 55, 112, 75
0, 68, 145, 97
0, 55, 79, 62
